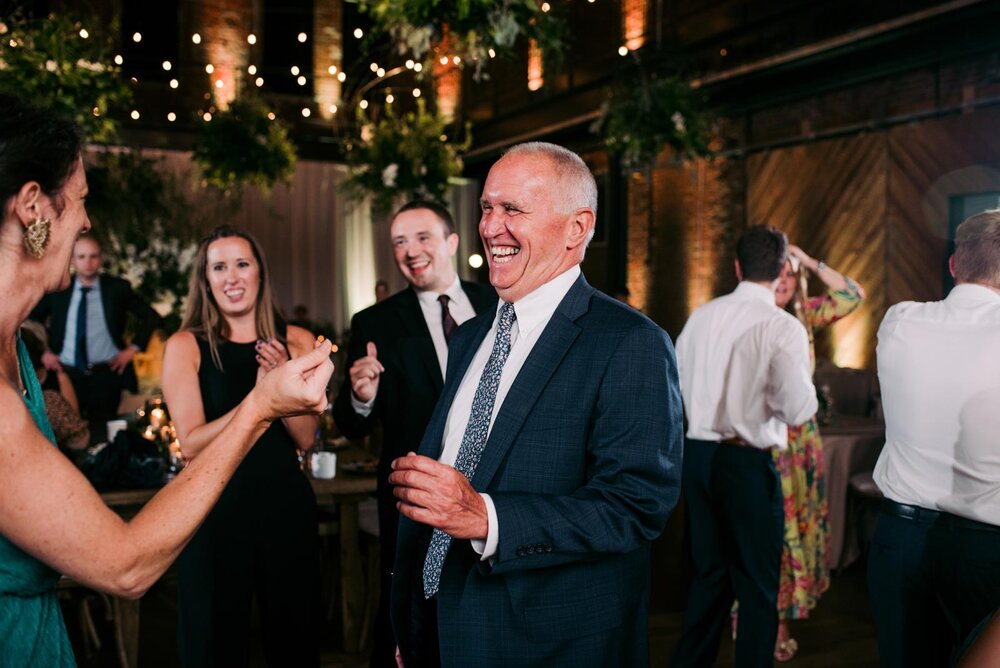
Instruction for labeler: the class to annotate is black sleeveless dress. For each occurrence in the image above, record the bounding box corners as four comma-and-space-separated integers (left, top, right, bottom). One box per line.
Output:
176, 334, 320, 667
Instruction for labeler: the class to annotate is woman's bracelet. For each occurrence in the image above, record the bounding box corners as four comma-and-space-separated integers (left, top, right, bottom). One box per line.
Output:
816, 260, 827, 273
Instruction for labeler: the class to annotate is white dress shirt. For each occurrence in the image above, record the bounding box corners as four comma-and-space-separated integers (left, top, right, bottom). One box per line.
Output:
351, 275, 476, 415
675, 281, 817, 450
873, 283, 1000, 526
440, 265, 581, 560
60, 277, 122, 367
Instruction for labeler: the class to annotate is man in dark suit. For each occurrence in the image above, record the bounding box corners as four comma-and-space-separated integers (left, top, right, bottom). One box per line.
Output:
333, 200, 496, 667
30, 236, 159, 440
389, 142, 683, 667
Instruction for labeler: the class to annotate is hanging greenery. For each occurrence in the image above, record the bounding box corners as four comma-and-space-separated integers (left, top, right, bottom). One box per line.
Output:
340, 99, 471, 213
356, 0, 566, 80
595, 73, 714, 168
0, 12, 131, 143
192, 97, 297, 193
85, 151, 200, 333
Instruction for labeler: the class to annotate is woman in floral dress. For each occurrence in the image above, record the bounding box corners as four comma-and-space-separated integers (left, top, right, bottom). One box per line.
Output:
772, 245, 865, 661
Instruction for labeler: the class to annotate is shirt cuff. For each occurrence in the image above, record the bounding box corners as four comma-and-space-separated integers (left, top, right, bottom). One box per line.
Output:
470, 493, 498, 561
350, 392, 375, 417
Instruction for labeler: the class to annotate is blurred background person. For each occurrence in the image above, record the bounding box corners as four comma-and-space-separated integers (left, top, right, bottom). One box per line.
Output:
162, 225, 323, 667
769, 244, 865, 661
374, 279, 389, 303
19, 321, 89, 453
0, 94, 332, 667
30, 235, 160, 441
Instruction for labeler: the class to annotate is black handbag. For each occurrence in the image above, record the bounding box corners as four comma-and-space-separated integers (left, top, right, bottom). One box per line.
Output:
80, 430, 166, 491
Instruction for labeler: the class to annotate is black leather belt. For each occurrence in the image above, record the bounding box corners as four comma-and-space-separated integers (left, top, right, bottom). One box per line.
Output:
881, 499, 940, 522
720, 436, 752, 448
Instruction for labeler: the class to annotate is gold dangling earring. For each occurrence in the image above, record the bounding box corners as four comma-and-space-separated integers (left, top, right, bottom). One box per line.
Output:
24, 215, 51, 259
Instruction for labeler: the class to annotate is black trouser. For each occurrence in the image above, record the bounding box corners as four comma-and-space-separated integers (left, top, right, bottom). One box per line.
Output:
671, 439, 784, 668
64, 363, 124, 442
868, 500, 1000, 668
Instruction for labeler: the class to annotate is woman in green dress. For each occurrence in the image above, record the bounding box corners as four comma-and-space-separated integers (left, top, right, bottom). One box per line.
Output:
771, 245, 865, 661
0, 94, 334, 666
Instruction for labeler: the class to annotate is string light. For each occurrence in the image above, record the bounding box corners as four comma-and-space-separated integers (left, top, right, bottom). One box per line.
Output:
359, 100, 369, 109
203, 112, 212, 122
191, 33, 201, 44
297, 32, 307, 43
369, 62, 378, 72
618, 46, 628, 56
488, 48, 496, 58
377, 67, 385, 77
327, 65, 338, 75
162, 60, 172, 71
130, 110, 140, 120
167, 112, 176, 122
541, 2, 550, 11
291, 65, 300, 75
405, 59, 414, 69
205, 64, 214, 74
336, 71, 346, 82
169, 78, 179, 89
412, 88, 421, 98
132, 32, 142, 43
301, 107, 311, 117
328, 104, 338, 114
267, 112, 276, 120
386, 94, 394, 103
255, 77, 264, 87
114, 54, 123, 65
296, 75, 306, 86
413, 63, 423, 72
79, 28, 89, 39
452, 56, 461, 65
247, 34, 257, 45
248, 64, 257, 75
353, 28, 363, 39
92, 106, 100, 116
440, 56, 449, 65
215, 79, 224, 88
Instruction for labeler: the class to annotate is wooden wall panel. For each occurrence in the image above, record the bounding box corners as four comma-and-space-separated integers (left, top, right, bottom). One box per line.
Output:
746, 135, 888, 370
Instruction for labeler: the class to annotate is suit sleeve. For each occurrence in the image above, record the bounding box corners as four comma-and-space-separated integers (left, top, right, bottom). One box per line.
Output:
486, 324, 684, 574
123, 282, 161, 351
28, 295, 52, 328
332, 312, 378, 439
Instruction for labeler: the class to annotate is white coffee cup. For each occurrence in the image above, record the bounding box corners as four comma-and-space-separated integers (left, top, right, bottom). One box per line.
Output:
310, 451, 337, 479
106, 419, 128, 443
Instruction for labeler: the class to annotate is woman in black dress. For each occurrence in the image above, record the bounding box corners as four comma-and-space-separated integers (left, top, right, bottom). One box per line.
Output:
162, 225, 322, 667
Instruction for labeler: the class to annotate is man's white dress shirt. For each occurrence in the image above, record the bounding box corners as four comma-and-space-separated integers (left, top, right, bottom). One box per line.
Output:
873, 283, 1000, 526
440, 266, 581, 560
675, 281, 817, 450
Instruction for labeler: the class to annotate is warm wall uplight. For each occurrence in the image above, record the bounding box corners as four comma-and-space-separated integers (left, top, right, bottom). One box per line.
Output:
527, 39, 543, 91
622, 0, 647, 51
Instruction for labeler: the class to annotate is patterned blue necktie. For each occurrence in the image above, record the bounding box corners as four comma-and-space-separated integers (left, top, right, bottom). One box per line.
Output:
423, 302, 517, 599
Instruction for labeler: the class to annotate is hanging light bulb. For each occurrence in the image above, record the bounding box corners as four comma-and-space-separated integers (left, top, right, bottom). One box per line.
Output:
79, 28, 89, 39
297, 32, 307, 43
167, 112, 176, 122
169, 78, 179, 89
191, 33, 202, 44
248, 64, 257, 75
162, 60, 172, 71
205, 64, 214, 74
132, 32, 142, 43
247, 34, 257, 45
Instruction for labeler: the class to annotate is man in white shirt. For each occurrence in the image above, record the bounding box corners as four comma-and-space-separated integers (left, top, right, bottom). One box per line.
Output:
389, 142, 683, 667
332, 200, 496, 668
869, 209, 1000, 668
671, 225, 817, 668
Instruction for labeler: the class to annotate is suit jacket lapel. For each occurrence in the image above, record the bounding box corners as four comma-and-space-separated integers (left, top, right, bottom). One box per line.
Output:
394, 288, 443, 393
471, 275, 594, 491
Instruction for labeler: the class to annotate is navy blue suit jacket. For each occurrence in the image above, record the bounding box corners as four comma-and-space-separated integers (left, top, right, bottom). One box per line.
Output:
391, 274, 684, 667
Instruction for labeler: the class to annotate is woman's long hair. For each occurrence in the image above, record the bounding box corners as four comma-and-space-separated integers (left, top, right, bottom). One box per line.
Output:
180, 225, 283, 370
786, 257, 816, 373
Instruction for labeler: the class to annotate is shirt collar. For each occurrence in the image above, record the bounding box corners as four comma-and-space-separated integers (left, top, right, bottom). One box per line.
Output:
735, 280, 777, 305
415, 275, 462, 307
948, 282, 1000, 303
503, 265, 581, 338
75, 275, 100, 292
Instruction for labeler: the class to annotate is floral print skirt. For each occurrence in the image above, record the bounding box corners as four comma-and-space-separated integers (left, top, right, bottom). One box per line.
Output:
773, 416, 830, 620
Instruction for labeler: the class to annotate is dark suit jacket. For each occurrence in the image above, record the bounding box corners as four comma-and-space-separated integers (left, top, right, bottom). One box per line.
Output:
391, 274, 684, 668
29, 275, 160, 393
333, 281, 497, 554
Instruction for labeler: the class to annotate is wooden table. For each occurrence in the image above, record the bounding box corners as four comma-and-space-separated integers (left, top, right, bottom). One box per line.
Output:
99, 467, 377, 666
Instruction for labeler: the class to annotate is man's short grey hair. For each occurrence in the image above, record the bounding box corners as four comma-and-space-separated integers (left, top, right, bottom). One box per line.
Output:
503, 142, 598, 217
954, 208, 1000, 289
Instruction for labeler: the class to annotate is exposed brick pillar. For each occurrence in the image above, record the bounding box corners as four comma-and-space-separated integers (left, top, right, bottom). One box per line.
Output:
189, 0, 255, 110
314, 0, 343, 120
